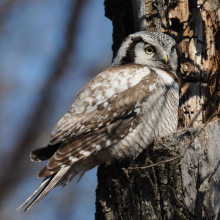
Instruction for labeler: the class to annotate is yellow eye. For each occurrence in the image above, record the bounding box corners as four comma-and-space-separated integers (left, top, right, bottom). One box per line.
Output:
145, 46, 154, 54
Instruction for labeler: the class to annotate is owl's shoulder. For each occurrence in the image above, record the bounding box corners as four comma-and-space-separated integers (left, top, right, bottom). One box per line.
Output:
75, 64, 154, 105
151, 66, 179, 87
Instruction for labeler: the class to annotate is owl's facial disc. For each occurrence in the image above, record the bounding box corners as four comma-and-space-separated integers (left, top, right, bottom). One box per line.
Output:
133, 40, 177, 71
112, 31, 178, 72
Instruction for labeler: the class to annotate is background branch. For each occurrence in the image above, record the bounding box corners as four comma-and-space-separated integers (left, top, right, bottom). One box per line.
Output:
0, 0, 88, 205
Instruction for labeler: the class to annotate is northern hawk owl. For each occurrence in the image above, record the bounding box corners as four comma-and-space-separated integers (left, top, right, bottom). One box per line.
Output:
18, 31, 179, 211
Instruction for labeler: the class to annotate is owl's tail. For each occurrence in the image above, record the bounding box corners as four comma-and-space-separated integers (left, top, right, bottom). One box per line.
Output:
17, 153, 99, 212
17, 166, 70, 212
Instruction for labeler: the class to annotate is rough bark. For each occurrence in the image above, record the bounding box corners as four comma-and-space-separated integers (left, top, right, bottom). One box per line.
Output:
96, 119, 220, 219
96, 0, 220, 219
132, 0, 148, 31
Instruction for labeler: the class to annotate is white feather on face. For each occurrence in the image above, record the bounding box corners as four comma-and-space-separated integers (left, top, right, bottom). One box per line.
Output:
18, 31, 179, 212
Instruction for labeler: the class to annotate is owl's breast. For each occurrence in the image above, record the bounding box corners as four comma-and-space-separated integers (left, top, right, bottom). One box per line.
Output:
108, 76, 179, 160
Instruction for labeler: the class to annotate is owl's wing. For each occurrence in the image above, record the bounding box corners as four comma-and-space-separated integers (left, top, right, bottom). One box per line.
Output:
33, 64, 158, 177
49, 64, 157, 144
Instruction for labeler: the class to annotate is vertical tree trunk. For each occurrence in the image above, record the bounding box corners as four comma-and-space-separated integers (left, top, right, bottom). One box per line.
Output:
96, 0, 220, 219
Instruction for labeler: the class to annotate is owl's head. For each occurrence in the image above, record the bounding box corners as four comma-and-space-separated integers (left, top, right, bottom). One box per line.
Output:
112, 31, 178, 72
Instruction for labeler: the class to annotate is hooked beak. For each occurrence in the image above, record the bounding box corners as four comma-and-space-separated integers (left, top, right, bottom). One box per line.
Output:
164, 54, 169, 64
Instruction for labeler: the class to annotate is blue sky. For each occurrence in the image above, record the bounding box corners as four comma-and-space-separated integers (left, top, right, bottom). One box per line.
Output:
0, 0, 113, 219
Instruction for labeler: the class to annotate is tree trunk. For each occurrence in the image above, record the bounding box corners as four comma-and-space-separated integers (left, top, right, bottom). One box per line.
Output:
96, 0, 220, 219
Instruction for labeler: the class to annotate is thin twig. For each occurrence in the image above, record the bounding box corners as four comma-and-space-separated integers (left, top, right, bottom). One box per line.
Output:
128, 111, 220, 170
128, 155, 183, 170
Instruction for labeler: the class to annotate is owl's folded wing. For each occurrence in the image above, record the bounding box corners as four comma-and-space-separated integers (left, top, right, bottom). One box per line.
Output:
49, 64, 157, 145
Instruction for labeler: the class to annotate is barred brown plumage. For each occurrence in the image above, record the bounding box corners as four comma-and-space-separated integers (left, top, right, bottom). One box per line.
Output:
18, 31, 179, 211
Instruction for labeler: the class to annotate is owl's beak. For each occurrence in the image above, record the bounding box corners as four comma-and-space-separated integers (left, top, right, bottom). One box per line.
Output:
164, 54, 169, 64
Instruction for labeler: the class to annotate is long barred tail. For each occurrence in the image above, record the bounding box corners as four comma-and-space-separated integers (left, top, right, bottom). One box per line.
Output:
17, 154, 99, 211
17, 166, 70, 212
